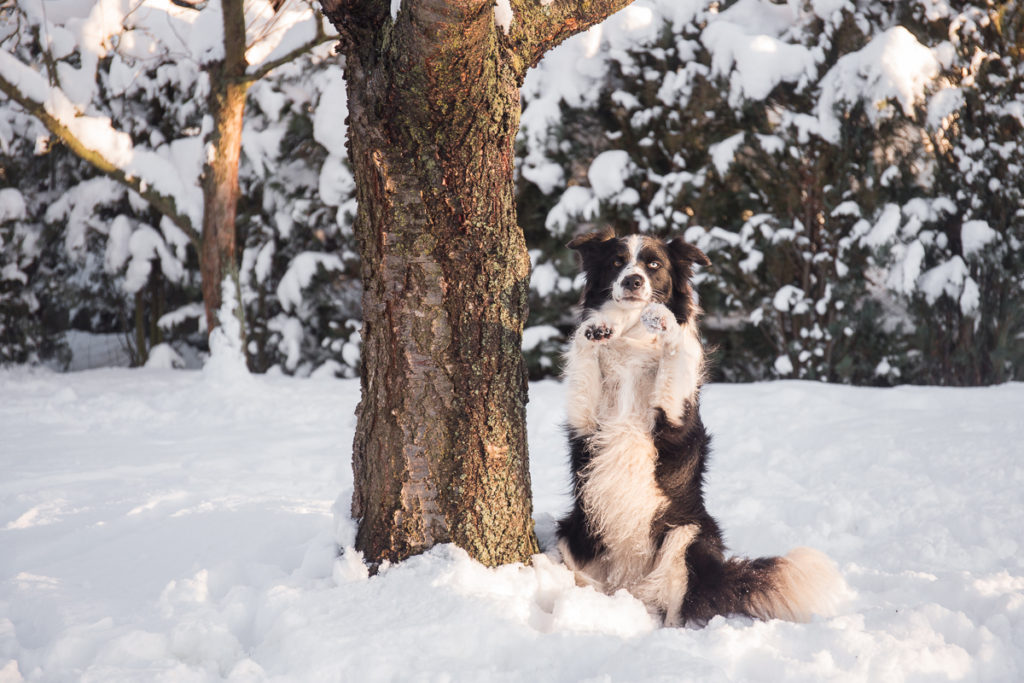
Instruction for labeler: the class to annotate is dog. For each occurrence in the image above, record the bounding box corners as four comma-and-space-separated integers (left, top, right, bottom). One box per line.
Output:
556, 227, 844, 627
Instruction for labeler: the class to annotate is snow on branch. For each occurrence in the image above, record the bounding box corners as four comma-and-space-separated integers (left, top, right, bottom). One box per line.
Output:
0, 50, 201, 246
243, 13, 337, 83
506, 0, 639, 69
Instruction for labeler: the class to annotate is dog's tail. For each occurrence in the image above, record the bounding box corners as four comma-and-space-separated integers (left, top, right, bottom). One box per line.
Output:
684, 547, 846, 625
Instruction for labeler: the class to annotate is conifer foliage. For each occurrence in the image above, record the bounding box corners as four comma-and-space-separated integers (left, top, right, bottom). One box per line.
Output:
517, 0, 1023, 385
1, 0, 1020, 385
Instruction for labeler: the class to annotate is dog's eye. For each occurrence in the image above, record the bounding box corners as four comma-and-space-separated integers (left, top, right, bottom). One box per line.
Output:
648, 261, 661, 269
613, 259, 624, 268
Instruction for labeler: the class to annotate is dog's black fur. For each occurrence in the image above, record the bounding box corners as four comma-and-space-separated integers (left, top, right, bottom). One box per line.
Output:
556, 227, 841, 627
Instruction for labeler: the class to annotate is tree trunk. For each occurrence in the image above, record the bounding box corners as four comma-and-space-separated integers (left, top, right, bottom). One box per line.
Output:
323, 0, 638, 568
198, 0, 250, 340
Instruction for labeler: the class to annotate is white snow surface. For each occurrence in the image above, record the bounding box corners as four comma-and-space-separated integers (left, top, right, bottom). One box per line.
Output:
494, 0, 514, 35
1, 369, 1022, 681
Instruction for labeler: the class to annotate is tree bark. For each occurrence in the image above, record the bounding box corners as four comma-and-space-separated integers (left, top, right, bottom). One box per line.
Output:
323, 0, 638, 567
198, 0, 250, 338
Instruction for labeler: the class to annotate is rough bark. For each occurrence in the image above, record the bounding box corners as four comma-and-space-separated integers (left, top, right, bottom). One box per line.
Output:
198, 0, 250, 336
322, 0, 639, 567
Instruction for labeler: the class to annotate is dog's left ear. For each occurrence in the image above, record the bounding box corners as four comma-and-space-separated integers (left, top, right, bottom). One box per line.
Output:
666, 238, 709, 320
667, 237, 710, 269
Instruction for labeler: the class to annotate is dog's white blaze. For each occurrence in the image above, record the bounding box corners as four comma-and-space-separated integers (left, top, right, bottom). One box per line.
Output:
611, 235, 653, 305
626, 234, 643, 262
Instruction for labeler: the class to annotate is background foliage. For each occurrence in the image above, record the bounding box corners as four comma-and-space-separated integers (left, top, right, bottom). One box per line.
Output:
2, 0, 1021, 384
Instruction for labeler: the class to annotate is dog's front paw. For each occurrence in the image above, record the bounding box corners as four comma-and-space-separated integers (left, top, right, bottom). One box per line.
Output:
583, 322, 615, 342
641, 303, 674, 334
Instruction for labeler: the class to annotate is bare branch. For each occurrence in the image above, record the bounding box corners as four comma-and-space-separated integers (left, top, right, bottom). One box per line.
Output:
241, 17, 336, 83
0, 72, 200, 248
506, 0, 638, 71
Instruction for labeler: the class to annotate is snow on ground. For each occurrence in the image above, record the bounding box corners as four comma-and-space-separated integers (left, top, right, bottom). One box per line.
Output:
1, 367, 1022, 682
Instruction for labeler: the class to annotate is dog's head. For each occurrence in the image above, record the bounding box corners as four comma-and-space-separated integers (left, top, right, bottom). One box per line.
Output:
568, 227, 710, 323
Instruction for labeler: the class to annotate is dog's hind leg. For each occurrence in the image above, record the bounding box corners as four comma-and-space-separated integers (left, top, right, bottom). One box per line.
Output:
557, 538, 607, 591
634, 524, 700, 626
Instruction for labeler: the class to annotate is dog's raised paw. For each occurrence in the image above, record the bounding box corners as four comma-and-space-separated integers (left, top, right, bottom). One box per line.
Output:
641, 304, 672, 334
584, 323, 614, 342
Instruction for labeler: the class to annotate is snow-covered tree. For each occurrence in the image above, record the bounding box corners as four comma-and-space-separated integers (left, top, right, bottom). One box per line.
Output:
234, 60, 361, 376
0, 1, 368, 374
516, 0, 1023, 385
878, 1, 1024, 383
0, 0, 336, 362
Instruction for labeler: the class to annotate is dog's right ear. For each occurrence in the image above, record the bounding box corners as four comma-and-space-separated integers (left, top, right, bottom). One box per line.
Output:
567, 226, 616, 252
568, 227, 617, 272
567, 227, 615, 307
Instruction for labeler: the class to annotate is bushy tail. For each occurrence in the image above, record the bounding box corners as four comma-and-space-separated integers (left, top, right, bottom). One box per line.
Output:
745, 547, 846, 622
683, 547, 846, 625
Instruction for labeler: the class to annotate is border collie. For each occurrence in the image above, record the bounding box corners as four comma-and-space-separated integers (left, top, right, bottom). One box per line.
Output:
556, 227, 844, 627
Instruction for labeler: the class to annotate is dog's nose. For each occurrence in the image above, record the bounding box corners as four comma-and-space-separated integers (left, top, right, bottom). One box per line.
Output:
622, 274, 643, 291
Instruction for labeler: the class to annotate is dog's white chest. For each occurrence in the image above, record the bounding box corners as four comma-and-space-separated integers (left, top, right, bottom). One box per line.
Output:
578, 336, 667, 588
593, 335, 662, 426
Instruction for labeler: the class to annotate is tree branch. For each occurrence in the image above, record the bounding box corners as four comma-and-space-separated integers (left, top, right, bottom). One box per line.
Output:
241, 18, 336, 83
506, 0, 638, 71
319, 0, 388, 53
0, 72, 200, 248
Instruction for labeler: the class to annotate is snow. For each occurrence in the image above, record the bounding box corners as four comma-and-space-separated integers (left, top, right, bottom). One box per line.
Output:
587, 150, 636, 201
124, 225, 185, 294
520, 1, 705, 197
928, 86, 965, 128
772, 284, 809, 314
961, 220, 998, 256
205, 277, 249, 382
158, 303, 207, 333
709, 132, 745, 176
312, 67, 349, 158
702, 0, 816, 105
816, 27, 939, 142
545, 185, 596, 236
494, 0, 514, 35
2, 368, 1022, 681
0, 188, 26, 222
522, 325, 561, 352
62, 331, 132, 371
144, 343, 185, 370
103, 215, 133, 273
529, 262, 569, 298
276, 252, 346, 313
862, 203, 902, 248
918, 255, 978, 315
0, 47, 204, 230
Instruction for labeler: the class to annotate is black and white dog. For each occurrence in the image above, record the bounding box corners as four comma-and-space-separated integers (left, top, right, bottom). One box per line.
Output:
556, 227, 844, 627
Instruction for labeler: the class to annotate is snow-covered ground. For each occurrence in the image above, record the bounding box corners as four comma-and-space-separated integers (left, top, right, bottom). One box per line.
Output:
1, 367, 1022, 682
